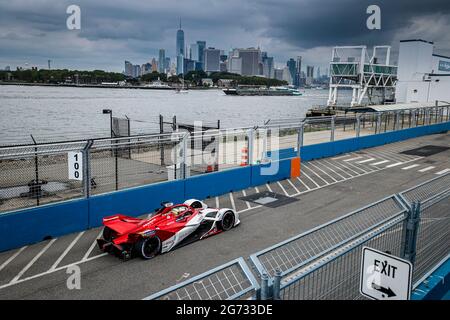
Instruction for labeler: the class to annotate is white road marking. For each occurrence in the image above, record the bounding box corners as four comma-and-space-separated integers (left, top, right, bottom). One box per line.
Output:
49, 232, 85, 271
322, 159, 359, 176
0, 253, 107, 290
299, 170, 323, 188
296, 177, 311, 190
241, 189, 252, 209
332, 154, 352, 160
402, 164, 420, 170
302, 164, 331, 185
287, 179, 300, 194
265, 183, 273, 192
82, 229, 104, 261
277, 181, 290, 196
10, 239, 57, 284
386, 162, 404, 168
356, 158, 376, 164
0, 246, 27, 273
344, 156, 364, 162
418, 166, 435, 173
229, 193, 237, 212
371, 160, 390, 166
306, 162, 339, 182
313, 160, 348, 180
436, 168, 450, 175
215, 196, 220, 208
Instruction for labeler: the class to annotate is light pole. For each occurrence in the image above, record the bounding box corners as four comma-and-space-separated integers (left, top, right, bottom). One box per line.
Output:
102, 109, 118, 190
102, 109, 113, 138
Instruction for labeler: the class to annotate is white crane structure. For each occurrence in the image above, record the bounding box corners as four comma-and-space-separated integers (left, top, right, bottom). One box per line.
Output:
327, 45, 398, 107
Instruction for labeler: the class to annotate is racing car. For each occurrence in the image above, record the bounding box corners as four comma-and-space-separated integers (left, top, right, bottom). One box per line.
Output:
97, 199, 240, 260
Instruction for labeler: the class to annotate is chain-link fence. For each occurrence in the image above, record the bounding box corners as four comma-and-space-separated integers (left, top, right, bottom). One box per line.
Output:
250, 173, 450, 300
145, 174, 449, 300
249, 196, 407, 280
1, 105, 449, 214
144, 258, 259, 300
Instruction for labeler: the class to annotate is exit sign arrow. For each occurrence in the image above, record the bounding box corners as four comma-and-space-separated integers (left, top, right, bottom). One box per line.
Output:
371, 282, 396, 298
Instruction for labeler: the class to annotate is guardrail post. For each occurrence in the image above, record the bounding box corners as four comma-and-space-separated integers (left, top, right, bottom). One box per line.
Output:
356, 115, 361, 137
411, 109, 416, 127
376, 112, 381, 134
247, 128, 255, 165
181, 133, 189, 179
297, 124, 304, 158
260, 273, 271, 300
331, 116, 335, 142
82, 140, 94, 198
273, 270, 282, 300
394, 111, 400, 131
401, 201, 421, 265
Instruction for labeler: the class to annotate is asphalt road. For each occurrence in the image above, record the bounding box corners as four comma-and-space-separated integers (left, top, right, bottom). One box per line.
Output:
0, 132, 449, 299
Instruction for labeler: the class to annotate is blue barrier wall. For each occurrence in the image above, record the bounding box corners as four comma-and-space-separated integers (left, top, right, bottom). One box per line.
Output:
251, 158, 292, 186
184, 166, 252, 200
0, 199, 89, 252
300, 122, 450, 161
412, 257, 450, 300
0, 122, 448, 252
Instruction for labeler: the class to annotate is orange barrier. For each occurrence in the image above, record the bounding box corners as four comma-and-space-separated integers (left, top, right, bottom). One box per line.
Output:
290, 157, 301, 178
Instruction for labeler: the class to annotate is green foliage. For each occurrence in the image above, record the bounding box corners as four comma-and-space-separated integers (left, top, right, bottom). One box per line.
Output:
0, 69, 126, 83
141, 71, 167, 82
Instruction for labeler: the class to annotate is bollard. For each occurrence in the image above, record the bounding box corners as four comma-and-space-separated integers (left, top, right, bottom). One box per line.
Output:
260, 273, 270, 300
273, 270, 282, 300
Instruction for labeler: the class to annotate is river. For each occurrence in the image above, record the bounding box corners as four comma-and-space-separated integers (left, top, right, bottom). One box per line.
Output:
0, 85, 350, 146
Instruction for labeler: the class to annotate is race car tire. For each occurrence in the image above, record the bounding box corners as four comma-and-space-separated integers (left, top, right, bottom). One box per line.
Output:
135, 236, 161, 260
102, 227, 116, 242
218, 211, 235, 231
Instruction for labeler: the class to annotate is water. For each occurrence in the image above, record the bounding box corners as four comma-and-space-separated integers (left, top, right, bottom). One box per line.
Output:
0, 85, 349, 146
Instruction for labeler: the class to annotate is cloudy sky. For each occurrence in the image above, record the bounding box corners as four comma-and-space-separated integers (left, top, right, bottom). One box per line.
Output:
0, 0, 449, 72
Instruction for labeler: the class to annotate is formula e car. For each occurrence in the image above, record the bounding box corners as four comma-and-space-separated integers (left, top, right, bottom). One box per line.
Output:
97, 199, 240, 260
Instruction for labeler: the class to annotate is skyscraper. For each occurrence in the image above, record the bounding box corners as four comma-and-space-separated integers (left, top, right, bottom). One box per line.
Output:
204, 48, 220, 72
306, 66, 314, 86
295, 56, 302, 87
176, 20, 184, 56
151, 58, 158, 72
287, 58, 296, 83
190, 43, 199, 61
124, 61, 133, 77
158, 49, 166, 73
262, 52, 274, 78
176, 19, 185, 75
197, 41, 206, 70
237, 48, 261, 76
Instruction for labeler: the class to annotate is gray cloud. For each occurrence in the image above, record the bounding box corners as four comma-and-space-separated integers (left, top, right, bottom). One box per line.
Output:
0, 0, 449, 71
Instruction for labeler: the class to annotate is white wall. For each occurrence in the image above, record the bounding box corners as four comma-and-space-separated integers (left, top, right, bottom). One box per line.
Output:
396, 40, 450, 103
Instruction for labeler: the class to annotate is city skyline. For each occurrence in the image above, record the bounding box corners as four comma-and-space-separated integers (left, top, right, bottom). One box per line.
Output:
1, 0, 450, 73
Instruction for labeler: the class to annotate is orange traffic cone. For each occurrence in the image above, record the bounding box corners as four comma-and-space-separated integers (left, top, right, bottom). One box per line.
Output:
240, 146, 248, 166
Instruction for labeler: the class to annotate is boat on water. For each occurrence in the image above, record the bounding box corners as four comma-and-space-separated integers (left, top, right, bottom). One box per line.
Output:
223, 86, 302, 96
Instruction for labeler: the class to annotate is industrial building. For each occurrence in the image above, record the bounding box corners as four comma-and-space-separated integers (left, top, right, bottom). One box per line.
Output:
395, 39, 450, 103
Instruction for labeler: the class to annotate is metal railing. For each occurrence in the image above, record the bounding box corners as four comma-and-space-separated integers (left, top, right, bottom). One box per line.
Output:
0, 104, 449, 213
143, 258, 259, 300
251, 173, 450, 300
145, 174, 449, 300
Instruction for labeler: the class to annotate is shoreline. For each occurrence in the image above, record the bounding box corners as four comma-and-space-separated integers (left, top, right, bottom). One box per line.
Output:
0, 82, 219, 90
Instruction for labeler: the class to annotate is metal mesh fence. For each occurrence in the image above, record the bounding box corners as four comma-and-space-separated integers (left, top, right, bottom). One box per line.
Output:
250, 196, 406, 278
145, 258, 259, 300
89, 135, 183, 195
279, 217, 405, 300
413, 191, 450, 285
0, 143, 87, 212
401, 173, 450, 205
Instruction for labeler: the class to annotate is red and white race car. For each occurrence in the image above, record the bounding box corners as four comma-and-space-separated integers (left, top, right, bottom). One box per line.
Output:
97, 199, 240, 260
